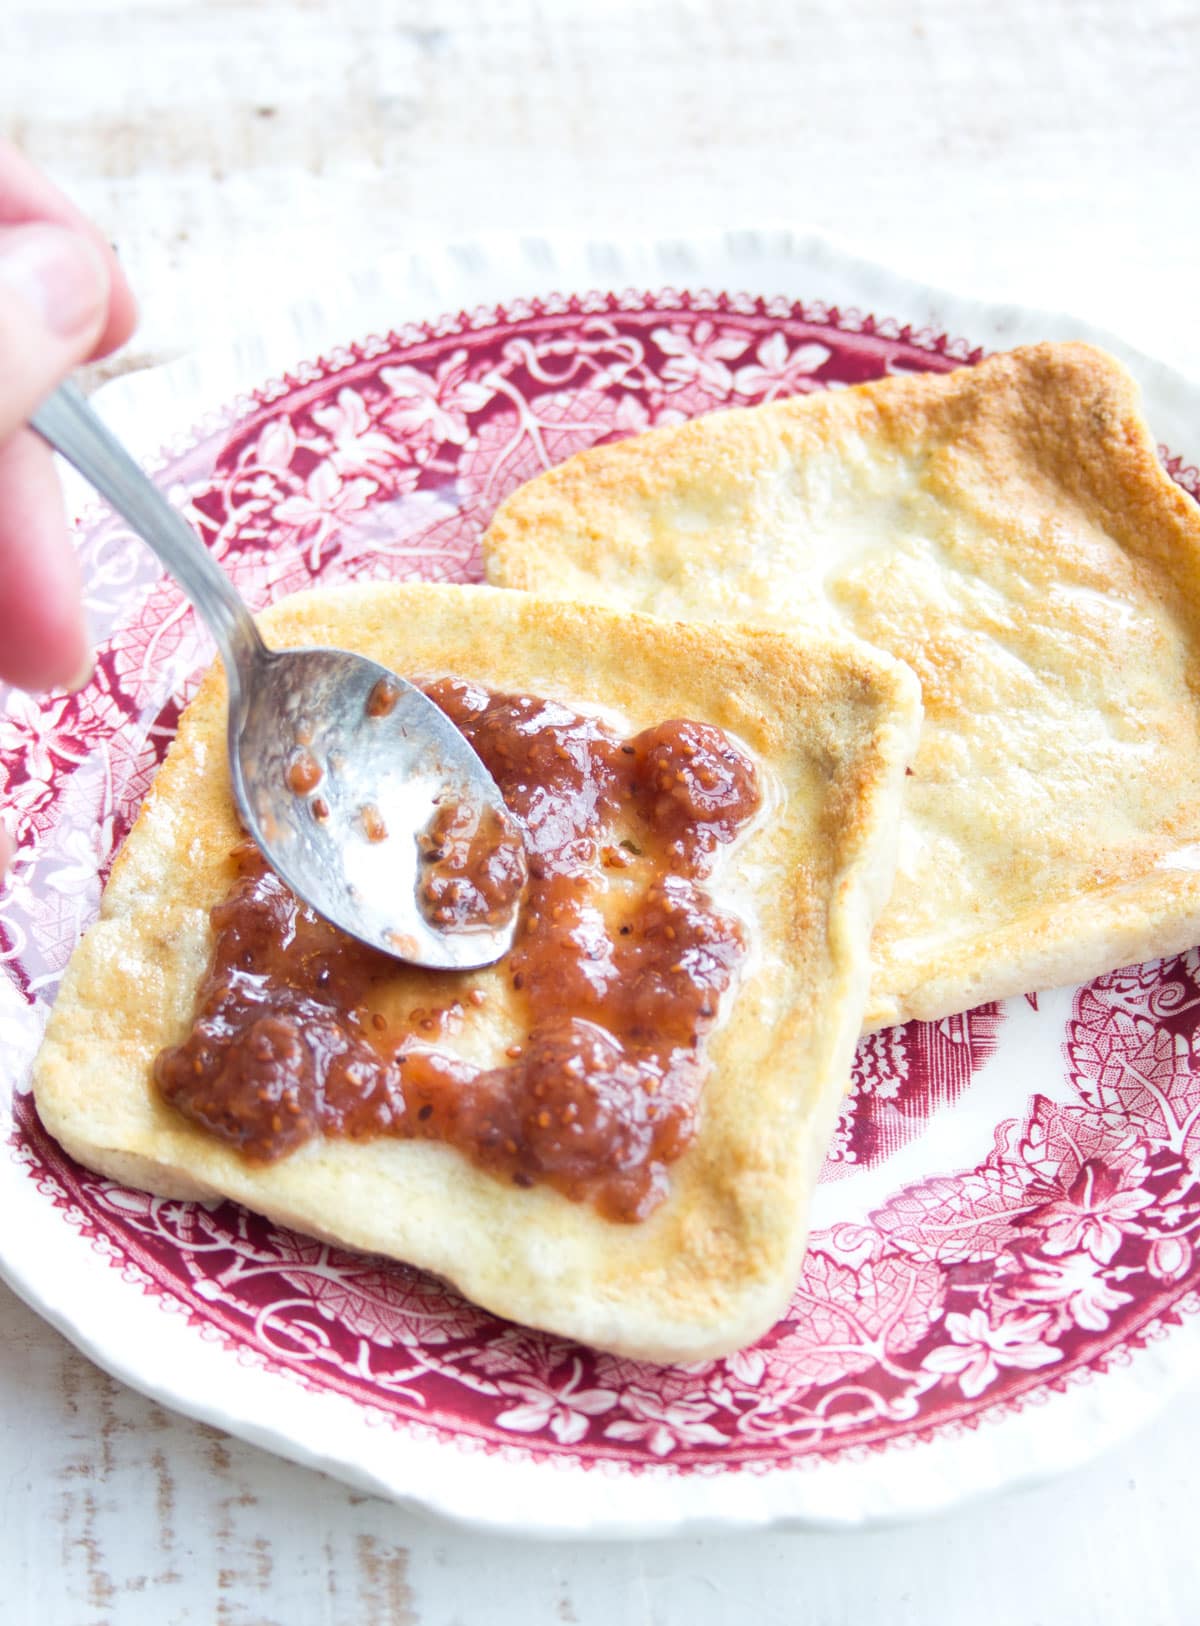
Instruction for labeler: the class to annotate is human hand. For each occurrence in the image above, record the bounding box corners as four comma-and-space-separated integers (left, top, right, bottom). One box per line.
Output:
0, 142, 137, 874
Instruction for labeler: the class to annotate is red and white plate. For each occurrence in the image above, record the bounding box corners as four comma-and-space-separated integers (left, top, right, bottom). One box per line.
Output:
3, 232, 1200, 1536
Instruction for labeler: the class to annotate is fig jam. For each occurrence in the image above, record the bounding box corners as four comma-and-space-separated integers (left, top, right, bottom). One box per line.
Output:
155, 682, 760, 1221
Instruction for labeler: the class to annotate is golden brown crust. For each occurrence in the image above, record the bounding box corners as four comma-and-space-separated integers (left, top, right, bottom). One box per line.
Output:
33, 583, 921, 1360
483, 342, 1200, 1028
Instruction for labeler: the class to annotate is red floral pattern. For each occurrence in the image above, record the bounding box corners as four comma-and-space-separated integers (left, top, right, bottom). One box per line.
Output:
822, 1005, 1004, 1179
3, 289, 1200, 1477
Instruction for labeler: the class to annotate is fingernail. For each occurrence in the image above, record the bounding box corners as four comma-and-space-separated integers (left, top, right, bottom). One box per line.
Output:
65, 650, 95, 694
0, 222, 108, 339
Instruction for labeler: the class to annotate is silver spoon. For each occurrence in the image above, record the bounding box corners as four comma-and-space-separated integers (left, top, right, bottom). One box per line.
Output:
31, 382, 523, 971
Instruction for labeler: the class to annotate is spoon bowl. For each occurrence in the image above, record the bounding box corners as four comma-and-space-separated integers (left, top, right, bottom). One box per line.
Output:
32, 383, 522, 970
236, 646, 519, 970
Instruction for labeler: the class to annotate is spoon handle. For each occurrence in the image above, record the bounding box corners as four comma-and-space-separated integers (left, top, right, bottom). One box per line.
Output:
30, 382, 266, 682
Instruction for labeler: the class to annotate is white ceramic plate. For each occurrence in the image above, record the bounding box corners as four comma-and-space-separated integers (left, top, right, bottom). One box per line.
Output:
2, 231, 1199, 1537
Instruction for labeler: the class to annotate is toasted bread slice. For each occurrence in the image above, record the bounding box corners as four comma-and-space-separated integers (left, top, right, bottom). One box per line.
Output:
484, 342, 1200, 1029
33, 583, 920, 1360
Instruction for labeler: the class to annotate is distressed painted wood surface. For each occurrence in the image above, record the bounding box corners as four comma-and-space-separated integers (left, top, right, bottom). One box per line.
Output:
2, 1, 1200, 1620
2, 0, 1199, 380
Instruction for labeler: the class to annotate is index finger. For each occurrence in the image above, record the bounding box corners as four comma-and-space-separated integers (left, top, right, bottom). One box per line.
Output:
0, 141, 137, 358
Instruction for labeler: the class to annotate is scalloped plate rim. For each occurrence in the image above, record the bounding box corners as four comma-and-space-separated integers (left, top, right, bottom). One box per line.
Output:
3, 226, 1200, 1538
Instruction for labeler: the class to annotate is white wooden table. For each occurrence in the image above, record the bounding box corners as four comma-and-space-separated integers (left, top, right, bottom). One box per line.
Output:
3, 2, 1200, 1619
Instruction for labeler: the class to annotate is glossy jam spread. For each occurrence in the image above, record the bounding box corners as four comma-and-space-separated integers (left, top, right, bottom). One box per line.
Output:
155, 681, 760, 1221
418, 797, 527, 930
365, 676, 400, 718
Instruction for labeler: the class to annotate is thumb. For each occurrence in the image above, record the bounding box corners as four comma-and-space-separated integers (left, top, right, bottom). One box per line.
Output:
0, 223, 110, 440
